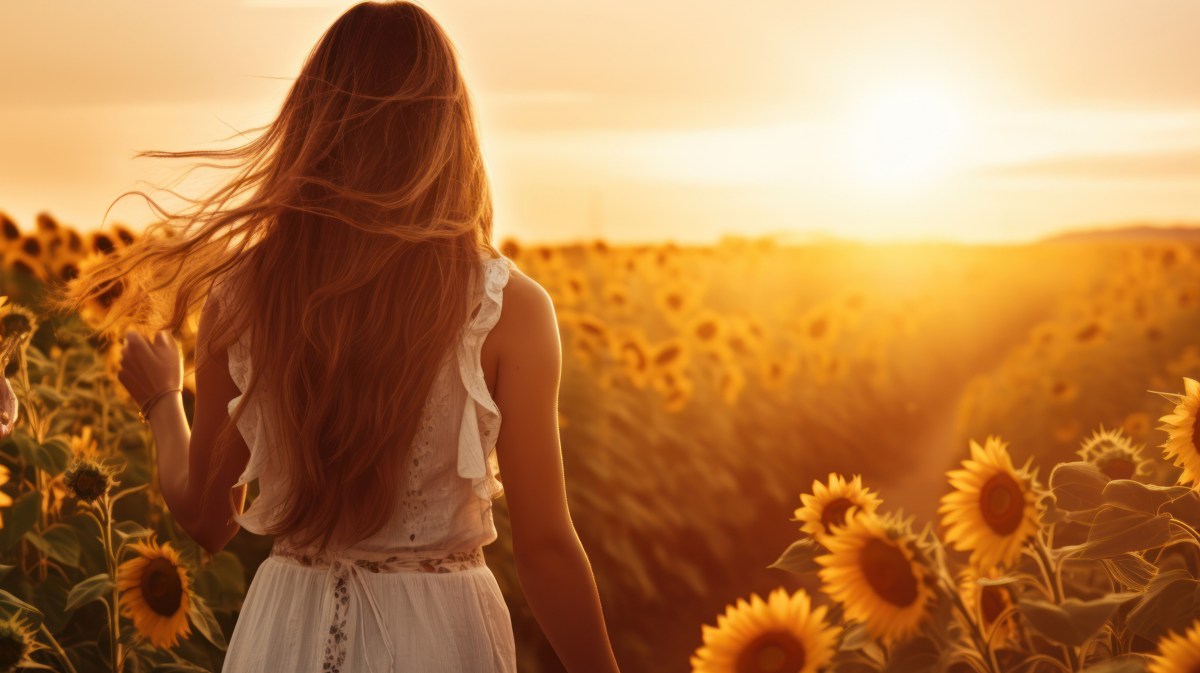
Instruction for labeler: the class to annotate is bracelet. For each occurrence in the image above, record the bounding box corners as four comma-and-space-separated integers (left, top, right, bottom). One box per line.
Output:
137, 387, 182, 424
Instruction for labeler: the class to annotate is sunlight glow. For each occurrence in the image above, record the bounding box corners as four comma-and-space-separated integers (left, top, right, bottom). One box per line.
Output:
844, 81, 969, 191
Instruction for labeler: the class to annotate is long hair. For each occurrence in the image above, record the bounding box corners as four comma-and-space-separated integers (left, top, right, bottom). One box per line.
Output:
46, 1, 498, 553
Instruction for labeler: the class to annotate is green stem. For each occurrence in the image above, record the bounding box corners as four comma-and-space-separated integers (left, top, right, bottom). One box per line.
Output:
14, 349, 48, 579
941, 574, 1000, 673
100, 496, 122, 673
1032, 535, 1079, 672
37, 622, 80, 673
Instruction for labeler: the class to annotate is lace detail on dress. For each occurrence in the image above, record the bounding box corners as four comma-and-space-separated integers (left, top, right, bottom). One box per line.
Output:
398, 348, 455, 544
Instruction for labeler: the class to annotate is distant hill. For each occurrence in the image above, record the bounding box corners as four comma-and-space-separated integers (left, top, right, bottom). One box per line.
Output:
1041, 223, 1200, 243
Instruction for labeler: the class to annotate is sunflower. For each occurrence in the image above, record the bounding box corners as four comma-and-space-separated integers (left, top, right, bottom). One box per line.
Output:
816, 512, 933, 644
64, 453, 117, 504
117, 537, 192, 649
687, 311, 726, 348
610, 328, 650, 385
601, 282, 631, 316
1148, 618, 1200, 673
650, 337, 690, 373
654, 283, 701, 320
718, 365, 745, 406
725, 315, 765, 358
1124, 411, 1151, 437
958, 567, 1018, 645
759, 354, 799, 392
796, 308, 840, 347
1157, 377, 1200, 488
0, 299, 38, 351
938, 436, 1041, 571
69, 426, 101, 459
1076, 426, 1151, 480
0, 465, 13, 522
689, 587, 840, 673
0, 216, 19, 242
89, 230, 116, 256
792, 473, 882, 544
4, 250, 47, 281
0, 614, 38, 671
651, 369, 694, 413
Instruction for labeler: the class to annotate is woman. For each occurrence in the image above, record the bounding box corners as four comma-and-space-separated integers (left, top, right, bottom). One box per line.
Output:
51, 2, 620, 672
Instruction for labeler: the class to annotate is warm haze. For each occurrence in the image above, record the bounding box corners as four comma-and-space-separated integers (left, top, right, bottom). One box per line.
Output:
2, 0, 1199, 244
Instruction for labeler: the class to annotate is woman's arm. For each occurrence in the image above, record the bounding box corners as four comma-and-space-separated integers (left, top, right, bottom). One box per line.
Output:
118, 295, 249, 554
491, 272, 621, 673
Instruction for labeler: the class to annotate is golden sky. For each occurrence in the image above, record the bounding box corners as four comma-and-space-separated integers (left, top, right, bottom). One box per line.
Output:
2, 0, 1199, 243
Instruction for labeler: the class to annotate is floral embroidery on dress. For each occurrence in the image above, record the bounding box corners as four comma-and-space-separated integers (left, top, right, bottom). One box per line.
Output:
323, 565, 350, 673
269, 545, 485, 573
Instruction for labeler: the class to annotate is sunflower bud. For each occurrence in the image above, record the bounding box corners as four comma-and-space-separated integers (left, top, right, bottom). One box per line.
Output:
0, 615, 34, 672
0, 312, 33, 343
64, 457, 114, 503
0, 378, 16, 441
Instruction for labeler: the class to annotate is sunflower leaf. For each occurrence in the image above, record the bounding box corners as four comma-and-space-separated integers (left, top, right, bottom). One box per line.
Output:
1049, 462, 1109, 512
1162, 490, 1200, 528
0, 588, 43, 621
113, 520, 154, 542
1077, 655, 1155, 673
880, 636, 939, 673
36, 437, 72, 476
0, 491, 41, 551
836, 621, 874, 652
64, 573, 113, 613
1102, 479, 1193, 514
189, 594, 227, 651
1101, 552, 1158, 591
1074, 507, 1171, 559
24, 524, 81, 567
1125, 569, 1200, 641
767, 538, 822, 576
1018, 594, 1140, 647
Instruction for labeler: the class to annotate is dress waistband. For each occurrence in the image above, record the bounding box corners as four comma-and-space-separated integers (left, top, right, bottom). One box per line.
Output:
268, 543, 486, 574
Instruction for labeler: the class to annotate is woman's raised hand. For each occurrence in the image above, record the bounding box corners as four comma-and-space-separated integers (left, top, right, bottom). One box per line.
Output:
117, 329, 184, 409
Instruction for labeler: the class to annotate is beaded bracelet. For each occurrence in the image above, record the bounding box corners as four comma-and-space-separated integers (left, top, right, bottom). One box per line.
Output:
137, 387, 182, 424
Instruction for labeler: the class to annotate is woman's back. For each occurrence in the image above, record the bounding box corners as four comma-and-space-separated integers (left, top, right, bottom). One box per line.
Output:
213, 250, 518, 673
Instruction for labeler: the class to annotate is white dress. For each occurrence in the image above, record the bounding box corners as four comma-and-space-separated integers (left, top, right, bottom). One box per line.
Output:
211, 252, 519, 673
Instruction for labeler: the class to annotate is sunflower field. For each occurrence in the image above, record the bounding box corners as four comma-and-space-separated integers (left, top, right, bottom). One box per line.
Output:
0, 211, 1197, 672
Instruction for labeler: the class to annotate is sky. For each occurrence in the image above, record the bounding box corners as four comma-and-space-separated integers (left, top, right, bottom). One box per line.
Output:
1, 0, 1199, 244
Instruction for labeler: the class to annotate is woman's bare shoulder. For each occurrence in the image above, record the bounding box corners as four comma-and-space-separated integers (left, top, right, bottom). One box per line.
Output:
494, 266, 559, 347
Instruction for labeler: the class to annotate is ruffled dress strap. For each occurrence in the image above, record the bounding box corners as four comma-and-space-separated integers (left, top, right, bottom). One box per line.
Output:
210, 273, 274, 532
456, 253, 514, 517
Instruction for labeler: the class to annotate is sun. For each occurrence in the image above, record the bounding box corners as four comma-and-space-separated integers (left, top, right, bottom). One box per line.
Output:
843, 79, 969, 191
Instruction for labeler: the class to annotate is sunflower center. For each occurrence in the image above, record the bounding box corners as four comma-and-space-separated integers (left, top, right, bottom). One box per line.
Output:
0, 633, 25, 669
1098, 457, 1135, 481
979, 585, 1008, 625
820, 498, 856, 534
1192, 412, 1200, 456
979, 473, 1025, 535
734, 629, 806, 673
141, 558, 184, 616
860, 538, 919, 608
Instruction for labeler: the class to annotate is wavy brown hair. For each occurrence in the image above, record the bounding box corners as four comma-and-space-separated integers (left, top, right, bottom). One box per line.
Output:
47, 0, 498, 552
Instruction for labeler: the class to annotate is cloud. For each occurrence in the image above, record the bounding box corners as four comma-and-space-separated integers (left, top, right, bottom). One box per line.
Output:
973, 149, 1200, 180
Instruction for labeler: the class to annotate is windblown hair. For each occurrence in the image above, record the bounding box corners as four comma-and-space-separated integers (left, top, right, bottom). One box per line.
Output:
47, 1, 498, 552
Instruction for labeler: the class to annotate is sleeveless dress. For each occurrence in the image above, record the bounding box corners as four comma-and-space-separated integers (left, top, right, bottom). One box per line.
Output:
211, 251, 519, 673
